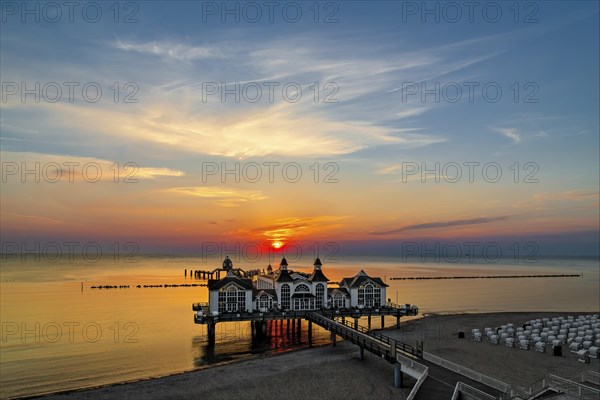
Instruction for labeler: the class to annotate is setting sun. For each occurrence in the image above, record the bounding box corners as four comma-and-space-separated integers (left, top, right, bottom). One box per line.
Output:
272, 241, 284, 249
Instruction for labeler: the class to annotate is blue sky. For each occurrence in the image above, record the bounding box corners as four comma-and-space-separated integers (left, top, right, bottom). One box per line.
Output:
1, 1, 598, 256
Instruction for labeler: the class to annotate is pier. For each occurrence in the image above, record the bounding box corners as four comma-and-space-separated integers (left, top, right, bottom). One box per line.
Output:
185, 267, 261, 280
194, 303, 421, 389
194, 303, 419, 341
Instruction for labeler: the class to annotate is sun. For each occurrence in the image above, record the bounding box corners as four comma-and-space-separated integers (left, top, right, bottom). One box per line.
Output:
272, 241, 283, 249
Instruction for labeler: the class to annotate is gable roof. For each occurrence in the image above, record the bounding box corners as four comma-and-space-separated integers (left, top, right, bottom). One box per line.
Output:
207, 275, 253, 291
328, 287, 350, 297
339, 270, 388, 288
254, 289, 277, 297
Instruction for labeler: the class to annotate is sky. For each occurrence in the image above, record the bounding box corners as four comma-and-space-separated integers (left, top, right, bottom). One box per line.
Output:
1, 1, 599, 259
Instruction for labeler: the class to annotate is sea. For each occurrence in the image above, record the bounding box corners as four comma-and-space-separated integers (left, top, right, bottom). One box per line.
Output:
1, 255, 598, 399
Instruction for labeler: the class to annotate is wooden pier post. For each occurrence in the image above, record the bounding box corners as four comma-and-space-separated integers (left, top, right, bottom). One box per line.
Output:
297, 319, 301, 338
381, 315, 385, 329
368, 315, 371, 330
207, 322, 216, 345
342, 316, 345, 324
308, 321, 312, 346
359, 345, 364, 360
394, 363, 403, 388
185, 269, 187, 277
331, 331, 336, 347
396, 316, 400, 329
354, 317, 359, 330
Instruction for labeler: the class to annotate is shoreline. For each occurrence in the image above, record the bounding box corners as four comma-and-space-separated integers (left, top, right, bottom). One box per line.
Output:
21, 342, 331, 400
20, 310, 599, 400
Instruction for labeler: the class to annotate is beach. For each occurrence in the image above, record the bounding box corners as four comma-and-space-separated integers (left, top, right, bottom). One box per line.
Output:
36, 341, 410, 400
32, 311, 599, 400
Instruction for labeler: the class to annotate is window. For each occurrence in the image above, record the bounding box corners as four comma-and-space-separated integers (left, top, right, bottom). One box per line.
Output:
294, 284, 310, 293
332, 293, 345, 308
315, 284, 325, 308
258, 294, 271, 311
373, 288, 381, 306
294, 297, 315, 310
365, 284, 374, 307
218, 284, 246, 313
280, 284, 290, 310
357, 283, 381, 307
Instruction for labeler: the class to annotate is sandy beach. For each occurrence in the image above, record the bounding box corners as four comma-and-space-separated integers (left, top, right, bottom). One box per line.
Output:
36, 341, 411, 400
383, 311, 599, 388
32, 311, 599, 400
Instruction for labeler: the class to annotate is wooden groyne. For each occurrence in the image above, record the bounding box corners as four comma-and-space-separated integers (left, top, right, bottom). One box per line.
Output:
185, 268, 261, 280
90, 283, 207, 289
390, 274, 581, 281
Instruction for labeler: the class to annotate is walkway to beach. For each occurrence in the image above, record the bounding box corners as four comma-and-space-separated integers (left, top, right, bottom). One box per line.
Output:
414, 360, 502, 399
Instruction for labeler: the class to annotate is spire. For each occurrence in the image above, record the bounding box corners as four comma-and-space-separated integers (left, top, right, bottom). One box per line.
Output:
223, 256, 233, 271
267, 264, 273, 273
279, 257, 288, 270
313, 257, 322, 270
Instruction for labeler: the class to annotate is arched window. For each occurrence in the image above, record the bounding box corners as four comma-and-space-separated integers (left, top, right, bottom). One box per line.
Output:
294, 284, 310, 293
258, 294, 271, 311
333, 293, 345, 308
315, 284, 325, 308
218, 284, 246, 312
280, 284, 290, 310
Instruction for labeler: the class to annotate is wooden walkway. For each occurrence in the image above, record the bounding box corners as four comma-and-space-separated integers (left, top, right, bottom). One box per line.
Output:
316, 315, 504, 399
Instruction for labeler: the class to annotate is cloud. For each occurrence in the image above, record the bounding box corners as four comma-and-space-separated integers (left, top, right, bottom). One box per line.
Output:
0, 151, 184, 181
115, 40, 223, 61
372, 216, 509, 235
494, 128, 522, 143
235, 216, 349, 240
166, 186, 267, 207
532, 190, 599, 202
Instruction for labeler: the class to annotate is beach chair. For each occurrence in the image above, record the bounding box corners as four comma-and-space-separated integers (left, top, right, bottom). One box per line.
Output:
519, 340, 529, 350
535, 342, 546, 353
570, 342, 582, 353
577, 350, 590, 363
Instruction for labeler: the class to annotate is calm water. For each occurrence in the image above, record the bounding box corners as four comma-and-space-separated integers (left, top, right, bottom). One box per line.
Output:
1, 255, 598, 399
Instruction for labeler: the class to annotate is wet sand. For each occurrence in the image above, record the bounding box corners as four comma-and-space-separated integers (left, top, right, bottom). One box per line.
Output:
33, 311, 599, 400
36, 342, 412, 400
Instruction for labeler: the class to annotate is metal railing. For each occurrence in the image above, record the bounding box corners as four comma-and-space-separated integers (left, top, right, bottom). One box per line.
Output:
306, 313, 393, 361
192, 302, 209, 311
407, 366, 428, 400
577, 370, 600, 386
423, 352, 511, 393
307, 312, 429, 400
498, 374, 600, 400
395, 352, 428, 400
452, 382, 497, 400
194, 304, 418, 323
336, 317, 422, 358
